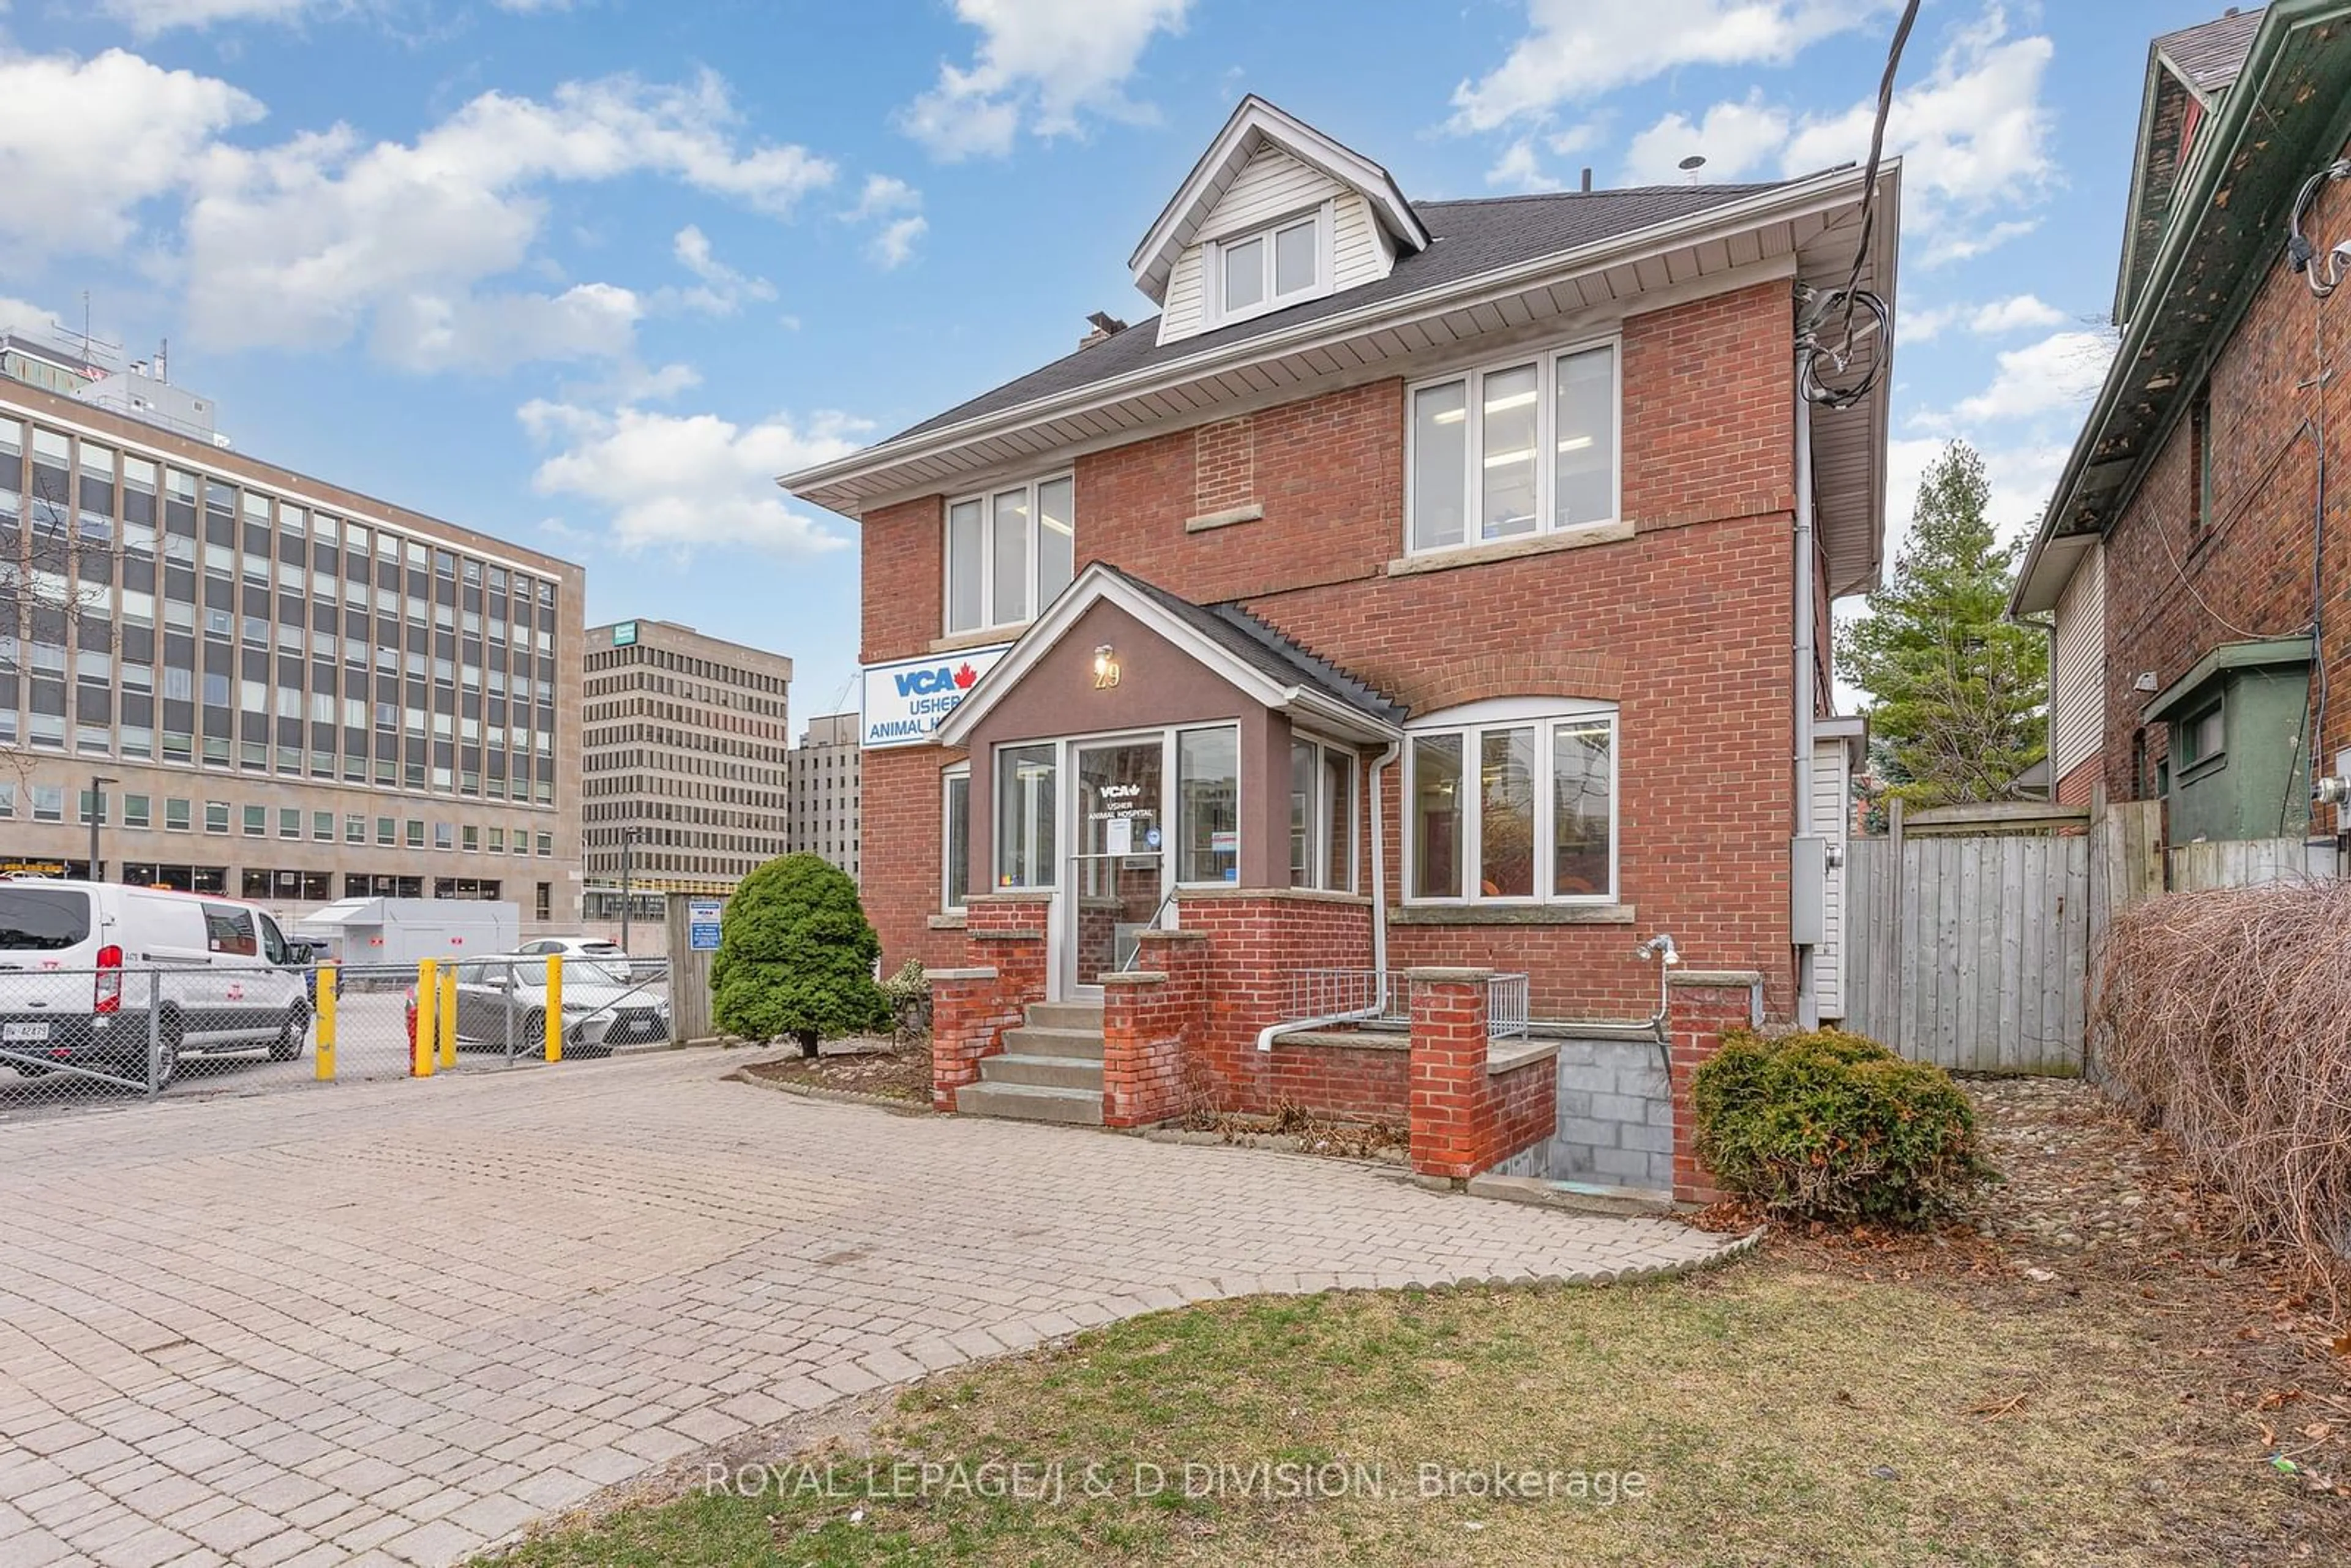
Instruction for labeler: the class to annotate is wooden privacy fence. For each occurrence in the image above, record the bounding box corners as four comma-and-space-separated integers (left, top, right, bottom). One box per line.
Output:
2168, 836, 2339, 891
1843, 833, 2091, 1075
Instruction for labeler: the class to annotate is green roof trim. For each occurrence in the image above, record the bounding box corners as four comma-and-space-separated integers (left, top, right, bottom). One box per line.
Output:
2142, 636, 2313, 722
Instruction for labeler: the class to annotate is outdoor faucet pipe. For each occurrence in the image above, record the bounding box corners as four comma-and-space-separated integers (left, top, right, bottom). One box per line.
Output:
1637, 933, 1681, 1071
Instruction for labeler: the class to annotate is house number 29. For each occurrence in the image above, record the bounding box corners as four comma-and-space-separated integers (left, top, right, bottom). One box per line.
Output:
1094, 659, 1122, 689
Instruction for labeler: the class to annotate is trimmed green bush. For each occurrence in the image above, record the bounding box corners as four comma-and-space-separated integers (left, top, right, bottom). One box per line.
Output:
711, 853, 888, 1056
1690, 1027, 1994, 1226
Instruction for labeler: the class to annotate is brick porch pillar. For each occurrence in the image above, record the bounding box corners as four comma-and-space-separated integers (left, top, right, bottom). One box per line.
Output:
1408, 967, 1492, 1180
1099, 929, 1209, 1128
928, 966, 1008, 1112
1665, 969, 1764, 1206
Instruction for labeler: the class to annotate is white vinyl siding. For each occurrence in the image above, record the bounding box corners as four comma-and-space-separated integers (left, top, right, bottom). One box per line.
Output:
1810, 737, 1851, 1019
2049, 542, 2105, 781
1157, 147, 1392, 345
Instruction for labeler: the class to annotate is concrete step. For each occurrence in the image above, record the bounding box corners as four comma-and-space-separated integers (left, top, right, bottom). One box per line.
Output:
956, 1080, 1104, 1125
981, 1052, 1104, 1092
999, 1026, 1106, 1061
1026, 1001, 1104, 1032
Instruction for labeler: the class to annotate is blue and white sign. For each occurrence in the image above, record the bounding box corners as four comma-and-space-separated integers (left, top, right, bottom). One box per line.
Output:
860, 643, 1013, 749
687, 898, 723, 952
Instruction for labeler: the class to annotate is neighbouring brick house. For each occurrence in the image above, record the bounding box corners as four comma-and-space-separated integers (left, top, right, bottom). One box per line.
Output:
784, 98, 1899, 1201
2015, 4, 2351, 868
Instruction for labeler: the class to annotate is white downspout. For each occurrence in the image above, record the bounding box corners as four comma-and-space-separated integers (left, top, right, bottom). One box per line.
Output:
1793, 378, 1821, 1030
1258, 736, 1401, 1051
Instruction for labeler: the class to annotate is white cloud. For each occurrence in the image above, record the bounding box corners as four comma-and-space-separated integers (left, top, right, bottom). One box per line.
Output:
377, 282, 642, 372
869, 216, 927, 269
1450, 0, 1888, 132
1622, 92, 1791, 184
899, 0, 1190, 160
1904, 293, 2066, 342
520, 399, 869, 557
1780, 9, 2054, 258
1575, 10, 2054, 263
94, 0, 321, 36
1485, 139, 1560, 193
1884, 434, 2070, 554
1946, 329, 2113, 424
0, 48, 261, 264
180, 70, 834, 364
0, 294, 64, 336
844, 174, 926, 268
670, 224, 776, 315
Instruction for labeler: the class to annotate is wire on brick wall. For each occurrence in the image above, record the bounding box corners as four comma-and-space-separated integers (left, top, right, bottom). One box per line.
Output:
2289, 160, 2351, 298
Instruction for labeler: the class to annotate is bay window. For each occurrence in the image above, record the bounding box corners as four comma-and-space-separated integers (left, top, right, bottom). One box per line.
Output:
1288, 735, 1356, 891
1176, 726, 1239, 884
1406, 700, 1618, 904
945, 475, 1074, 636
994, 743, 1057, 890
1407, 339, 1621, 554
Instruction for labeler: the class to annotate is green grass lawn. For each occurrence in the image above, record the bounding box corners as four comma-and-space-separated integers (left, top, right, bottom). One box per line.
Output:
484, 1255, 2330, 1567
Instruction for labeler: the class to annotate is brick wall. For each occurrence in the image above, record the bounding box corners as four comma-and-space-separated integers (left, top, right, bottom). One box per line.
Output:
858, 279, 1802, 1016
2097, 152, 2351, 810
1267, 1038, 1410, 1123
1404, 969, 1558, 1179
1172, 890, 1374, 1112
1665, 973, 1760, 1205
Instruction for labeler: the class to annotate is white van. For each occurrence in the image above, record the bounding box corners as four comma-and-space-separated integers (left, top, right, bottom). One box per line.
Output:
0, 879, 311, 1087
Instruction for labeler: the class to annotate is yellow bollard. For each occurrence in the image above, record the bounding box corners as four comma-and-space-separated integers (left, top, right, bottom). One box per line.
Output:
544, 953, 564, 1063
415, 959, 438, 1077
315, 964, 337, 1081
438, 966, 457, 1070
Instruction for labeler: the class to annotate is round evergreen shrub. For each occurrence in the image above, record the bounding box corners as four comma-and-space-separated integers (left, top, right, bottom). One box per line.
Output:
710, 853, 888, 1057
1690, 1027, 1993, 1226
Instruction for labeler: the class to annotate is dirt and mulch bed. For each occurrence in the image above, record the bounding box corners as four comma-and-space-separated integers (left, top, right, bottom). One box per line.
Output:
738, 1037, 932, 1104
1161, 1102, 1409, 1161
484, 1071, 2351, 1567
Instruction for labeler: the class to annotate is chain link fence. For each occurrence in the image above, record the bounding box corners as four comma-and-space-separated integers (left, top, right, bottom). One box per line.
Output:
0, 955, 672, 1120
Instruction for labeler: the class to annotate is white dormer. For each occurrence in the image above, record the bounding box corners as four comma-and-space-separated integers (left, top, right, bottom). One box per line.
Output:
1131, 96, 1429, 348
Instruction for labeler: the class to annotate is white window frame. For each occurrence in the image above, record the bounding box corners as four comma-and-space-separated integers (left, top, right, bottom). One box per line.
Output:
1404, 334, 1624, 557
1403, 697, 1619, 906
942, 764, 971, 912
942, 472, 1075, 637
1288, 732, 1357, 893
1205, 202, 1335, 328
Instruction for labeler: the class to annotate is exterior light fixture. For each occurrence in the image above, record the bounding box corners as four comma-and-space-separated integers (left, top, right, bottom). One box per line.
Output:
2132, 670, 2159, 692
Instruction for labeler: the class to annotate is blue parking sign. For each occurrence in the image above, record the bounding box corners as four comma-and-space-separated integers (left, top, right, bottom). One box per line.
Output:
688, 898, 723, 951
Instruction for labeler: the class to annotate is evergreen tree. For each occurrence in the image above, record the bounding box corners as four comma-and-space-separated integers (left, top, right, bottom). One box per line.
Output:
1835, 441, 2048, 806
711, 853, 888, 1056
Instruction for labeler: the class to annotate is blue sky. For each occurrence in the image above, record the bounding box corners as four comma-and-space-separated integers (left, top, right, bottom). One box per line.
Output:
0, 1, 2233, 718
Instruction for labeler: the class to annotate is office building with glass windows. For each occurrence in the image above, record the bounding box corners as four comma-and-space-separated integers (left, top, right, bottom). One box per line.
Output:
785, 710, 859, 880
581, 617, 792, 901
0, 377, 585, 921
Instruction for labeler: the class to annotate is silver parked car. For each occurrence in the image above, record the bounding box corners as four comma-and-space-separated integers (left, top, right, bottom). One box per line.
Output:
448, 955, 670, 1056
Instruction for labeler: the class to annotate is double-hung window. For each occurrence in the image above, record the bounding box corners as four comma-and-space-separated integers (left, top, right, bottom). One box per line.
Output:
1408, 339, 1620, 554
1288, 736, 1357, 892
945, 475, 1074, 636
1210, 206, 1328, 326
1406, 700, 1618, 904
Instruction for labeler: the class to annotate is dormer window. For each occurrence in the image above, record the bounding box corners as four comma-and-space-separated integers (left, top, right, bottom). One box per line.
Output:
1210, 207, 1329, 326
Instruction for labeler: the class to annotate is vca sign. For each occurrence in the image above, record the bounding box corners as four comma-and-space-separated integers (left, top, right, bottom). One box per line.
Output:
860, 643, 1013, 748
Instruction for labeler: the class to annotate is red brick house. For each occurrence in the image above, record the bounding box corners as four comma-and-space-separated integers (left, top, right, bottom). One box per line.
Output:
2015, 4, 2351, 866
783, 99, 1899, 1201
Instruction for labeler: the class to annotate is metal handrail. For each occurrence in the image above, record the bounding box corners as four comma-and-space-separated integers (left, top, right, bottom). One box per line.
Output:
1112, 888, 1182, 973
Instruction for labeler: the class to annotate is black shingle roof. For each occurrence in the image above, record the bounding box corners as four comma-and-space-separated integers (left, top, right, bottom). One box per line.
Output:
2159, 6, 2264, 93
890, 180, 1797, 443
1106, 566, 1406, 726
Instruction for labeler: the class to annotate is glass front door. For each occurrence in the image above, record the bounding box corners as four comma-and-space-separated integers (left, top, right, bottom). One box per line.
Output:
1068, 738, 1168, 992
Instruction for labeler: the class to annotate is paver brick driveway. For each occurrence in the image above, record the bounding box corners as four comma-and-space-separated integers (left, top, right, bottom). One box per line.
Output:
0, 1048, 1736, 1567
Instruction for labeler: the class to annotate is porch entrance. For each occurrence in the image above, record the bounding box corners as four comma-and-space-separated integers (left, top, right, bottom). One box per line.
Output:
1068, 738, 1169, 993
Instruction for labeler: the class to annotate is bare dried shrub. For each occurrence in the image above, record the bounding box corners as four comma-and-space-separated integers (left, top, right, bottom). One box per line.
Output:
2096, 880, 2351, 1278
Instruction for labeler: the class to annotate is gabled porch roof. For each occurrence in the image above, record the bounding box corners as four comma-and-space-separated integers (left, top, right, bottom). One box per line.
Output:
932, 563, 1404, 749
